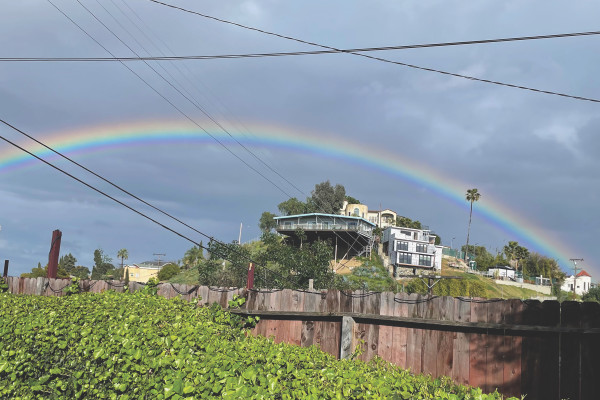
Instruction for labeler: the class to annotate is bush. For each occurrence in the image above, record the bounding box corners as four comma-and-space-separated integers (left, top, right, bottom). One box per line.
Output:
0, 291, 517, 399
406, 278, 486, 297
157, 263, 180, 281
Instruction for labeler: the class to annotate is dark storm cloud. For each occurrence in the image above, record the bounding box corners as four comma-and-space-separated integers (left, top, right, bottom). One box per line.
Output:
2, 0, 600, 276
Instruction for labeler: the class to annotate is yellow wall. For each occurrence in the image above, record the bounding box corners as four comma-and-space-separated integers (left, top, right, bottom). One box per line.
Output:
123, 266, 159, 283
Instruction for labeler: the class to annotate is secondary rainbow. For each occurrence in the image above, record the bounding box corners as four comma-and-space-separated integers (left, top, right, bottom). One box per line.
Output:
0, 119, 583, 270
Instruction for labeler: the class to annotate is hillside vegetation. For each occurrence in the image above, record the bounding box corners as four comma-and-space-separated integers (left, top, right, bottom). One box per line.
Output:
0, 290, 518, 399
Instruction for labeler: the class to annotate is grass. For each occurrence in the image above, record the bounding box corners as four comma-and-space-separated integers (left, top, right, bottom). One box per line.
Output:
441, 257, 549, 299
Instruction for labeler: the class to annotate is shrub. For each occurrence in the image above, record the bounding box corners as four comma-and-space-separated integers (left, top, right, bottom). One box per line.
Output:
157, 263, 180, 281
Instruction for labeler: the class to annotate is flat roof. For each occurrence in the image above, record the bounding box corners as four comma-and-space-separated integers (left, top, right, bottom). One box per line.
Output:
274, 212, 376, 226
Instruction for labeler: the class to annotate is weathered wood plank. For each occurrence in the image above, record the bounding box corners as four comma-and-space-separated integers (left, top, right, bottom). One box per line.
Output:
436, 296, 454, 379
469, 300, 488, 391
288, 290, 304, 346
391, 292, 408, 368
485, 300, 505, 395
361, 293, 380, 362
300, 291, 319, 348
452, 297, 471, 385
501, 299, 523, 398
580, 301, 600, 400
560, 301, 581, 400
377, 292, 394, 363
422, 296, 441, 376
321, 290, 341, 358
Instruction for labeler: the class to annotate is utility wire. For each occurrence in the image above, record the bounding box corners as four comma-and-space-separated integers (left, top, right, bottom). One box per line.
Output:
0, 118, 297, 288
46, 0, 293, 198
4, 30, 600, 62
0, 130, 204, 249
145, 0, 600, 103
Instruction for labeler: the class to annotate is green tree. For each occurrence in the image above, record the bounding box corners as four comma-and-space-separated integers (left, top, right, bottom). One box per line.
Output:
70, 266, 90, 279
21, 263, 69, 279
395, 216, 422, 229
522, 252, 565, 281
582, 286, 600, 302
464, 188, 481, 261
20, 263, 46, 278
117, 249, 129, 269
308, 180, 345, 214
344, 195, 360, 204
278, 197, 307, 216
58, 253, 77, 275
259, 211, 277, 233
503, 241, 529, 273
91, 249, 115, 280
256, 232, 335, 289
157, 263, 180, 281
183, 245, 204, 269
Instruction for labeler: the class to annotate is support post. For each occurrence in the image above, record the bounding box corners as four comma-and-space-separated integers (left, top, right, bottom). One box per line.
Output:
47, 229, 62, 279
308, 279, 314, 291
246, 262, 255, 290
340, 316, 356, 359
2, 260, 8, 277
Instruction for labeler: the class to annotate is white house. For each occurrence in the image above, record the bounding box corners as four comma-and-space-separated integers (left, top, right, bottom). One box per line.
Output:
383, 226, 443, 275
488, 265, 516, 280
561, 270, 593, 296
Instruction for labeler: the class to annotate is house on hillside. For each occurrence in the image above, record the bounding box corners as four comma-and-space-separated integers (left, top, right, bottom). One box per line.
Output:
561, 270, 593, 296
274, 213, 376, 260
339, 201, 398, 229
382, 226, 443, 275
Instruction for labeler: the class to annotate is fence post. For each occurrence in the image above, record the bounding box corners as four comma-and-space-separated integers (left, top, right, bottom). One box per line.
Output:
340, 316, 356, 359
246, 262, 255, 290
47, 230, 62, 279
2, 260, 8, 277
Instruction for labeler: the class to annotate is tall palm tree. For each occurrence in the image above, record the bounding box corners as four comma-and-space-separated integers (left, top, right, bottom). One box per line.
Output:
117, 248, 129, 269
465, 188, 481, 262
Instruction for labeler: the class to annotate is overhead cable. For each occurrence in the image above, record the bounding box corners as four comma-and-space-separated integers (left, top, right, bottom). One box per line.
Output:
145, 0, 600, 103
4, 30, 600, 62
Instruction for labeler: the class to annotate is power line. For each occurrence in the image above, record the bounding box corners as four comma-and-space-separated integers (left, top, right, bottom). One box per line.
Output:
145, 0, 600, 104
48, 0, 360, 256
4, 30, 600, 62
0, 118, 298, 288
46, 0, 293, 199
0, 130, 203, 249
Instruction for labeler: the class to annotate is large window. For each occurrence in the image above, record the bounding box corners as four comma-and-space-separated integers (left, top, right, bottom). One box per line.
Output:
398, 252, 412, 264
397, 241, 409, 251
418, 255, 432, 267
416, 244, 428, 253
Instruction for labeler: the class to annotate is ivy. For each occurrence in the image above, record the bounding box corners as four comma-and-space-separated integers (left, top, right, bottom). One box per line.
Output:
0, 291, 519, 399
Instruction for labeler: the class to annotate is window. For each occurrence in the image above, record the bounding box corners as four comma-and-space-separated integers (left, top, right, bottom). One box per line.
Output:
416, 244, 428, 253
401, 230, 412, 236
418, 255, 432, 267
353, 207, 360, 216
397, 241, 408, 251
398, 252, 412, 264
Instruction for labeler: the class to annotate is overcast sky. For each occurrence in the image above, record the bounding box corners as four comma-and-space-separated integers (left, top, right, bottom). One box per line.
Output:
1, 0, 599, 279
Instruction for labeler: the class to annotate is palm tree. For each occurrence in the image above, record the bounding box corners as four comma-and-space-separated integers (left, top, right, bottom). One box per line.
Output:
465, 188, 481, 262
117, 248, 129, 269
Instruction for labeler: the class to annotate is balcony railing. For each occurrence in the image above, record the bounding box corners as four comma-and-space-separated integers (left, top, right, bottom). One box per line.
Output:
277, 222, 373, 235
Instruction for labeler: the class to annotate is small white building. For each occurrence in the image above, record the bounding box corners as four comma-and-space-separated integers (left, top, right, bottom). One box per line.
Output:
561, 270, 593, 296
488, 265, 516, 280
383, 226, 443, 274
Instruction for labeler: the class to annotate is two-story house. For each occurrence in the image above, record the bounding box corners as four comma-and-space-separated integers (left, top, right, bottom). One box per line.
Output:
383, 226, 443, 276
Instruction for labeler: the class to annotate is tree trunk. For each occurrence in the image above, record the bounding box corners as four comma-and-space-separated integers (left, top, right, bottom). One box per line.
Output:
465, 201, 473, 261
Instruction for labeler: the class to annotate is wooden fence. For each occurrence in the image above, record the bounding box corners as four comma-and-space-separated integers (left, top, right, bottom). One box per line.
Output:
3, 276, 599, 400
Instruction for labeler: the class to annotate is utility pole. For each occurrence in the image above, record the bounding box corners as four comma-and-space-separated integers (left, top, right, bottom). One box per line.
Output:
153, 253, 166, 268
238, 223, 243, 244
570, 258, 584, 299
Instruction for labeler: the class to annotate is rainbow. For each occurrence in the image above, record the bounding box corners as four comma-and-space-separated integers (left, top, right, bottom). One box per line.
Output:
0, 119, 586, 273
